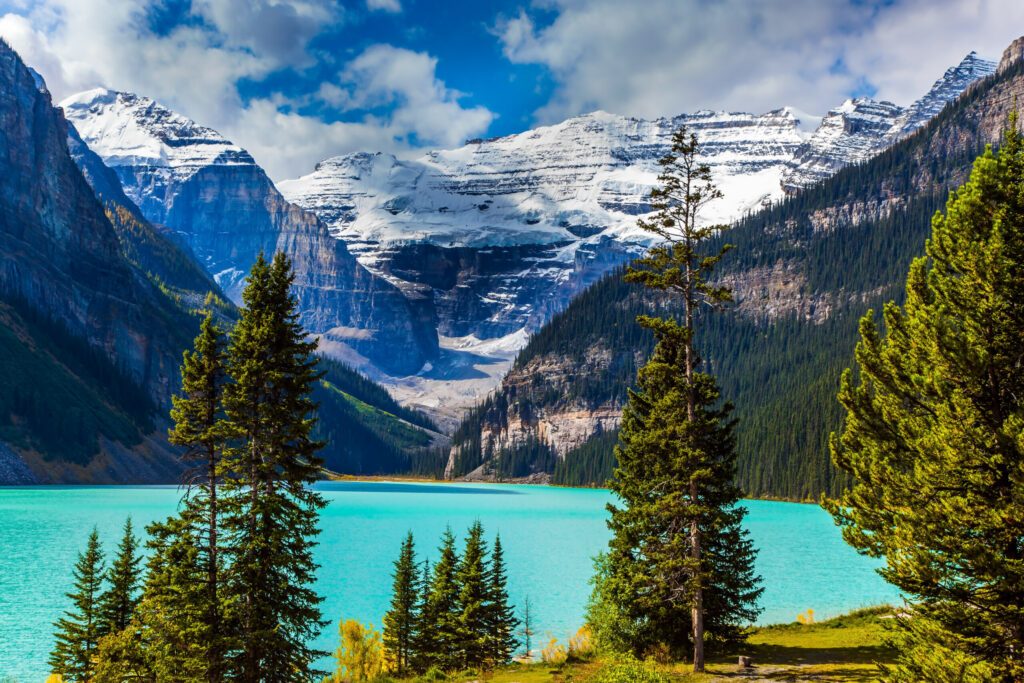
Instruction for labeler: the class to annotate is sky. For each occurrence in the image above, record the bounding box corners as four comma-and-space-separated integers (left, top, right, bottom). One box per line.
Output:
1, 0, 1023, 181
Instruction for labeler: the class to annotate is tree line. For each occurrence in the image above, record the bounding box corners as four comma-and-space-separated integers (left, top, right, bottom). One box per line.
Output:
380, 523, 520, 676
50, 252, 327, 682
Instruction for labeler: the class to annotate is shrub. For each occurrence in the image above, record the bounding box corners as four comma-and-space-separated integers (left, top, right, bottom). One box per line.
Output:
329, 619, 384, 682
416, 666, 447, 681
541, 638, 568, 666
568, 625, 595, 661
592, 659, 670, 683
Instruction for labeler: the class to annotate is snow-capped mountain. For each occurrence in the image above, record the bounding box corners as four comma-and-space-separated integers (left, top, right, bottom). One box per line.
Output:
279, 109, 807, 335
782, 52, 996, 190
60, 88, 439, 376
59, 51, 993, 419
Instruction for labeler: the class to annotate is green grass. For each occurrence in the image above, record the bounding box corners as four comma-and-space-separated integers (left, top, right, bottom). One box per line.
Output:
404, 607, 895, 683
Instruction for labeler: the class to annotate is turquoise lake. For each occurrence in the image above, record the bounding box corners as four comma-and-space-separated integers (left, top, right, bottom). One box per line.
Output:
0, 482, 899, 679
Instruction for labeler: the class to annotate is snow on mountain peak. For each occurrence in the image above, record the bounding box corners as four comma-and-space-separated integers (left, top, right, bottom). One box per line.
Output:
60, 88, 253, 178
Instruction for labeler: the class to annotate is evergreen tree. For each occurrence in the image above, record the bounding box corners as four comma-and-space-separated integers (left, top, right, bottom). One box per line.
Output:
220, 252, 328, 681
456, 522, 490, 669
383, 532, 420, 675
127, 517, 211, 681
826, 121, 1024, 680
418, 528, 462, 672
601, 126, 762, 669
168, 309, 230, 681
98, 517, 142, 635
410, 557, 433, 673
484, 535, 519, 666
50, 528, 106, 682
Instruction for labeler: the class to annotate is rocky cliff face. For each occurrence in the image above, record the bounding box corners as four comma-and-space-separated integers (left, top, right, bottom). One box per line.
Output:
61, 89, 438, 375
0, 46, 184, 399
0, 41, 193, 482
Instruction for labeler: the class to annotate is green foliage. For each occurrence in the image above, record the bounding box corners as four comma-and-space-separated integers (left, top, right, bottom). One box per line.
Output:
600, 127, 762, 671
417, 528, 462, 672
104, 203, 224, 301
49, 528, 106, 682
98, 518, 142, 636
552, 429, 619, 487
315, 358, 443, 477
591, 658, 670, 683
167, 309, 231, 680
220, 252, 328, 681
383, 533, 420, 675
484, 535, 520, 666
455, 522, 491, 668
0, 297, 156, 465
393, 524, 520, 675
826, 123, 1024, 680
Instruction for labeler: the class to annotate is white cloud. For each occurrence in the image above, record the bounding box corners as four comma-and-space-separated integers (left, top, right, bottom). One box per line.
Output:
0, 1, 492, 181
497, 0, 1024, 123
366, 0, 401, 13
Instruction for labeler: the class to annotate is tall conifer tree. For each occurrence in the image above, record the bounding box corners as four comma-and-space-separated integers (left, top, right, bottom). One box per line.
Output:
221, 252, 327, 681
383, 532, 420, 675
601, 126, 761, 669
168, 309, 231, 682
98, 517, 141, 636
484, 535, 519, 666
419, 528, 462, 672
827, 121, 1024, 680
50, 528, 106, 681
456, 521, 490, 669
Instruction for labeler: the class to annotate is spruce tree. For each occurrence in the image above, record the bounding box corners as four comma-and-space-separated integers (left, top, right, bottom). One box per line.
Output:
168, 309, 230, 681
98, 517, 141, 635
601, 126, 762, 669
220, 252, 327, 681
484, 534, 519, 666
50, 528, 106, 681
456, 521, 490, 669
826, 121, 1024, 680
410, 557, 433, 673
418, 528, 462, 672
383, 532, 420, 675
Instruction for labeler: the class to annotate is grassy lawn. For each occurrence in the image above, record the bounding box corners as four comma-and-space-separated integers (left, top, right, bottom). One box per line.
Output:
431, 607, 894, 683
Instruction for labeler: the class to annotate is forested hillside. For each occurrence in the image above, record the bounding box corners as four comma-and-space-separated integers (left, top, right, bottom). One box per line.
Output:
448, 51, 1024, 499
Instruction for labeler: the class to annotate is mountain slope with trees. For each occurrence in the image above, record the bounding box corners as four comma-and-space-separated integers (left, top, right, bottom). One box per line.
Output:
448, 37, 1024, 500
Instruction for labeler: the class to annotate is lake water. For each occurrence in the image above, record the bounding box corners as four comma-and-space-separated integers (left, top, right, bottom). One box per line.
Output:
0, 482, 898, 680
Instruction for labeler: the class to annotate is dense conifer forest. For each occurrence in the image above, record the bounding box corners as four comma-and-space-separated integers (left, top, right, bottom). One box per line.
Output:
450, 59, 1024, 499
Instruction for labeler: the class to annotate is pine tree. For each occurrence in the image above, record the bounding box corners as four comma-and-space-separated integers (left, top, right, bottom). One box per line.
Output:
220, 252, 328, 681
418, 528, 462, 672
601, 126, 762, 669
484, 535, 519, 666
410, 557, 433, 673
826, 120, 1024, 680
98, 517, 141, 635
383, 532, 420, 675
125, 517, 210, 681
50, 528, 106, 682
456, 522, 490, 669
168, 309, 230, 681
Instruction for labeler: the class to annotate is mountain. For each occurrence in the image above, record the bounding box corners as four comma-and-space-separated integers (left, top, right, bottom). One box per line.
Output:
60, 89, 438, 376
0, 39, 204, 483
278, 53, 992, 418
445, 38, 1024, 499
781, 52, 996, 190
